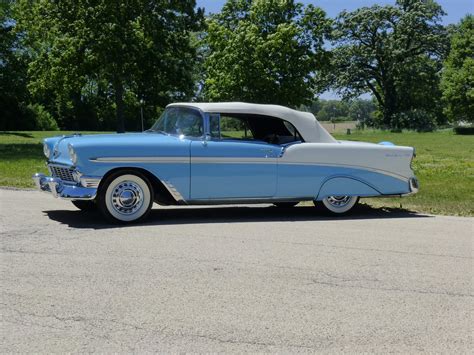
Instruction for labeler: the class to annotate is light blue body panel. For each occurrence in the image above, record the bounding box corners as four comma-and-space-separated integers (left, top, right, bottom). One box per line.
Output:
190, 140, 280, 199
44, 133, 412, 202
276, 164, 409, 199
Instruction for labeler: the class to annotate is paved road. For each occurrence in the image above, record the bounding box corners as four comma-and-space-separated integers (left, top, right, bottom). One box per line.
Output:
1, 188, 472, 352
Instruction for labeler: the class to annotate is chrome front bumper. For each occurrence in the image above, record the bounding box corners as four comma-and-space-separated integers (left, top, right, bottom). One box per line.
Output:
32, 173, 98, 200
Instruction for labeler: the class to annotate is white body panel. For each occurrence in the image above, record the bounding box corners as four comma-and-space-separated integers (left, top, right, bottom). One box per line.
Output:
282, 141, 415, 180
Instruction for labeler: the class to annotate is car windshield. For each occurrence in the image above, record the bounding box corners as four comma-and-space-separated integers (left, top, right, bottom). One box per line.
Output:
149, 107, 203, 137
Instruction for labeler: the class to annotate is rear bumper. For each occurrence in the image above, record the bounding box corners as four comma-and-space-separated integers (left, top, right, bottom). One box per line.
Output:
32, 173, 98, 200
402, 177, 419, 196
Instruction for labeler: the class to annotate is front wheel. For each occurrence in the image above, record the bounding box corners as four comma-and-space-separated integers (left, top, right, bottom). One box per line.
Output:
314, 196, 359, 214
98, 172, 154, 223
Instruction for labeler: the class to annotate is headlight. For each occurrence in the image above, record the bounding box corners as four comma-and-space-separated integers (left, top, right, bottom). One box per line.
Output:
43, 143, 51, 159
68, 144, 78, 165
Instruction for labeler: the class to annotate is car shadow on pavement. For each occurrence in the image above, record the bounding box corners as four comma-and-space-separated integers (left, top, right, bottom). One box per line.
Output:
44, 203, 432, 230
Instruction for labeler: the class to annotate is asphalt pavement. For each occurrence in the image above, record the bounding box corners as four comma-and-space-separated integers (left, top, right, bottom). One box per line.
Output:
1, 188, 472, 352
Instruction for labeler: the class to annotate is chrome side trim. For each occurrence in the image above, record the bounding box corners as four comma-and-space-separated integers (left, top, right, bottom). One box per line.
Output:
80, 176, 101, 188
90, 157, 188, 164
89, 156, 410, 182
90, 156, 277, 164
192, 157, 276, 164
161, 180, 185, 203
186, 197, 313, 205
280, 161, 410, 182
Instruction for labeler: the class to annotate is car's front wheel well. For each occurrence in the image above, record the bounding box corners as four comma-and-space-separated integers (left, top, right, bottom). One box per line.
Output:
98, 167, 177, 205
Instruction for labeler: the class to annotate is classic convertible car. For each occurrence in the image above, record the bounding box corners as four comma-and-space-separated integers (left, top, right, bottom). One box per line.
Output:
33, 102, 418, 223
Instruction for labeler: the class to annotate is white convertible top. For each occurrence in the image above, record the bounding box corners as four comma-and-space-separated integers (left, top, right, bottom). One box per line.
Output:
167, 102, 336, 143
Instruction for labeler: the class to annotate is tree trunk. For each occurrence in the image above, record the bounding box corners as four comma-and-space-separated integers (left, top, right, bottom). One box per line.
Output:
114, 80, 125, 133
383, 82, 398, 129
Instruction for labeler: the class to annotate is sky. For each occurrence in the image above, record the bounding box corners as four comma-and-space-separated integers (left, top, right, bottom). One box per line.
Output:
196, 0, 473, 25
195, 0, 472, 99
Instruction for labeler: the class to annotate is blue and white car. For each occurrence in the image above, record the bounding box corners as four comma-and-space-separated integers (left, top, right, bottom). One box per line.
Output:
33, 102, 418, 223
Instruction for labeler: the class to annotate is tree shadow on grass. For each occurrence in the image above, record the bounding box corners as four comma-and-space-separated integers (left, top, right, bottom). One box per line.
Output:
44, 203, 431, 230
0, 143, 43, 159
0, 131, 34, 138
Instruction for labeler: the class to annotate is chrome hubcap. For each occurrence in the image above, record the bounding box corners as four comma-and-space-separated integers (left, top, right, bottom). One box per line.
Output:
111, 181, 144, 215
326, 196, 352, 207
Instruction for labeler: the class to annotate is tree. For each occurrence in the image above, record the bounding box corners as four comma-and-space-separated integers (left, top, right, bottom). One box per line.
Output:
348, 99, 376, 125
0, 0, 29, 130
441, 15, 474, 124
326, 0, 447, 130
202, 0, 331, 107
14, 0, 204, 132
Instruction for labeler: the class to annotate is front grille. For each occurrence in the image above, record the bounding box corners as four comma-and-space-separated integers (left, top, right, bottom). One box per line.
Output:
49, 165, 75, 182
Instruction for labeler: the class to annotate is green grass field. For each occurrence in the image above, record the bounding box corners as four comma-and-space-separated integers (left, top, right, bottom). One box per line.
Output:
1, 129, 473, 216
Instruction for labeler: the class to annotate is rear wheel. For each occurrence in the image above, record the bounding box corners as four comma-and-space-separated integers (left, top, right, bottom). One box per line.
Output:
273, 202, 298, 208
71, 200, 96, 211
314, 196, 359, 214
98, 171, 153, 223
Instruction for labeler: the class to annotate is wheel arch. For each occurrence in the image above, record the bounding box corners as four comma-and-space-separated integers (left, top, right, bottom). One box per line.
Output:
98, 167, 177, 205
316, 175, 381, 201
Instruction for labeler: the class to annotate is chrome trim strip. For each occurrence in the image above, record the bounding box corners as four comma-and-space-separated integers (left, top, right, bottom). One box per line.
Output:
192, 157, 276, 164
90, 157, 189, 164
80, 176, 102, 188
186, 197, 313, 205
89, 156, 409, 181
280, 161, 410, 182
161, 180, 185, 203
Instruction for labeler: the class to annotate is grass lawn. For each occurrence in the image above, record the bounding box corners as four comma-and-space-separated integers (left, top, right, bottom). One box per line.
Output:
0, 129, 472, 216
333, 130, 474, 216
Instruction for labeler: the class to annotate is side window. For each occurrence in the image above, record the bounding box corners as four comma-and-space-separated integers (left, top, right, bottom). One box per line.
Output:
210, 114, 254, 140
220, 116, 254, 139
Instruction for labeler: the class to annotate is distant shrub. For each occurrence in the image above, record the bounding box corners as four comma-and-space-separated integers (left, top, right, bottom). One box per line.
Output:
27, 104, 59, 131
454, 126, 474, 135
391, 109, 437, 132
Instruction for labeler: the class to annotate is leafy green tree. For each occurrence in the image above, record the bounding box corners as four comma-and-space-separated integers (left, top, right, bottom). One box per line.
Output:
326, 0, 447, 130
348, 99, 376, 125
315, 100, 349, 121
203, 0, 331, 107
441, 15, 474, 124
14, 0, 204, 132
0, 0, 31, 130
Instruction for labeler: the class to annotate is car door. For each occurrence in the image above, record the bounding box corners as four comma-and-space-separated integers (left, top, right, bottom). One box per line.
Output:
190, 113, 280, 200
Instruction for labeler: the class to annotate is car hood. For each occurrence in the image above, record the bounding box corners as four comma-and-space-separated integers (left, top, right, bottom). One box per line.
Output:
44, 132, 187, 166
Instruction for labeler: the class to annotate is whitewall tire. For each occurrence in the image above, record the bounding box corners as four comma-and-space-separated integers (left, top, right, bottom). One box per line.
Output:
98, 172, 153, 223
318, 196, 359, 214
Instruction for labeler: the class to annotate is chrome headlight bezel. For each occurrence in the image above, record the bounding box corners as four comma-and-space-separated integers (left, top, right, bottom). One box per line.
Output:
68, 144, 78, 165
43, 143, 51, 159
